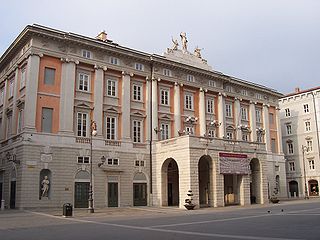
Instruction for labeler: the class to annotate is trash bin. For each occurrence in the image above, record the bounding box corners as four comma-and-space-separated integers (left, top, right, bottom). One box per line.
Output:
63, 203, 73, 217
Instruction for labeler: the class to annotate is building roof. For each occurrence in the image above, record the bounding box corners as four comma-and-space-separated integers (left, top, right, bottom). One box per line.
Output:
282, 86, 320, 98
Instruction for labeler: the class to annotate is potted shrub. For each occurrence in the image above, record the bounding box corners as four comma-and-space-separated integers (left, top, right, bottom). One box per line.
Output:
184, 190, 196, 210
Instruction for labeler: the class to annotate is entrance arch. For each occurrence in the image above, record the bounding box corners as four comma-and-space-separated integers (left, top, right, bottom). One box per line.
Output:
289, 180, 299, 197
308, 179, 319, 196
133, 172, 147, 206
74, 170, 90, 208
10, 166, 17, 209
161, 158, 179, 206
198, 155, 212, 207
249, 158, 261, 204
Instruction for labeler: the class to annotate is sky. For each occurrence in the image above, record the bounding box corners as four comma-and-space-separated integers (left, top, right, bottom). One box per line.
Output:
1, 0, 319, 94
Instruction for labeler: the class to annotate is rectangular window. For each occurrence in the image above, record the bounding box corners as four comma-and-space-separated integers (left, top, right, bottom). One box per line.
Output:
20, 68, 26, 89
241, 89, 248, 96
82, 50, 91, 59
303, 104, 309, 113
309, 160, 315, 170
77, 112, 88, 137
110, 57, 119, 65
208, 129, 216, 138
307, 140, 313, 152
135, 160, 140, 167
44, 67, 55, 85
133, 84, 142, 101
160, 89, 169, 105
207, 98, 214, 114
106, 116, 116, 140
242, 133, 249, 141
256, 108, 262, 123
208, 80, 216, 87
305, 121, 311, 132
163, 69, 172, 77
135, 63, 144, 71
107, 158, 119, 165
226, 131, 233, 140
41, 108, 53, 133
287, 142, 294, 154
78, 73, 90, 92
160, 123, 169, 140
285, 108, 291, 117
0, 88, 4, 105
107, 79, 116, 97
133, 120, 142, 143
77, 156, 90, 164
257, 133, 263, 143
286, 124, 292, 135
6, 115, 12, 139
271, 138, 277, 153
269, 113, 274, 124
241, 107, 248, 121
185, 126, 194, 135
289, 162, 295, 171
184, 93, 194, 110
17, 109, 24, 133
225, 103, 232, 117
187, 74, 195, 82
256, 93, 263, 99
225, 86, 232, 92
9, 79, 14, 98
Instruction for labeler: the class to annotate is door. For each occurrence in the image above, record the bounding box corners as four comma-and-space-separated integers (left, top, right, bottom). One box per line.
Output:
108, 182, 118, 207
74, 182, 89, 208
168, 183, 173, 206
133, 183, 147, 206
10, 181, 16, 209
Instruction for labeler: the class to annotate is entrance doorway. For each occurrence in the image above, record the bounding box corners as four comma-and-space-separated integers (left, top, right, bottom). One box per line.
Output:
133, 172, 147, 206
108, 182, 118, 207
74, 170, 90, 208
224, 175, 241, 205
289, 180, 299, 197
161, 158, 179, 206
250, 158, 261, 204
198, 155, 212, 207
10, 167, 16, 209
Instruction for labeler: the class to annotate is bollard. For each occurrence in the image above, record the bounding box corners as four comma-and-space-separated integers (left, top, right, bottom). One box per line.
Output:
1, 200, 5, 211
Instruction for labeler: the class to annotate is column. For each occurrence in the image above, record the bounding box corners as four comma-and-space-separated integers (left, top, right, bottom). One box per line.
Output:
275, 107, 283, 154
11, 67, 19, 135
249, 101, 257, 142
145, 77, 151, 142
121, 72, 131, 140
59, 59, 77, 135
199, 88, 206, 136
217, 93, 225, 138
234, 98, 241, 140
263, 104, 271, 152
93, 65, 105, 137
152, 78, 158, 141
0, 80, 8, 140
24, 53, 41, 132
174, 82, 181, 137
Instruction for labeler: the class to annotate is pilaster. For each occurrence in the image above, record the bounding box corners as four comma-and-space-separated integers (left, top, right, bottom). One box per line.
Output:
249, 101, 257, 142
121, 71, 131, 140
217, 93, 225, 138
234, 98, 241, 140
0, 80, 8, 140
11, 67, 19, 135
152, 78, 158, 141
174, 82, 181, 137
275, 107, 283, 154
263, 104, 271, 152
93, 65, 106, 137
199, 88, 206, 136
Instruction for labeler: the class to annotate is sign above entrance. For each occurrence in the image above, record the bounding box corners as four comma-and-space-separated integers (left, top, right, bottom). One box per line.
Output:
219, 153, 250, 175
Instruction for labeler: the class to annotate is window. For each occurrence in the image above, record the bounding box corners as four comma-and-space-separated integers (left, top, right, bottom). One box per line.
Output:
0, 87, 4, 105
107, 158, 119, 165
256, 108, 262, 123
17, 109, 24, 133
44, 67, 55, 85
285, 108, 291, 117
242, 133, 249, 141
9, 79, 14, 98
163, 69, 172, 77
241, 89, 247, 96
225, 103, 232, 117
135, 63, 144, 71
269, 113, 274, 124
106, 116, 116, 140
78, 73, 90, 92
133, 84, 142, 101
309, 160, 315, 170
208, 80, 216, 87
241, 107, 248, 121
187, 74, 195, 82
185, 126, 194, 135
207, 98, 214, 113
271, 138, 277, 153
257, 133, 263, 143
160, 123, 169, 140
287, 142, 294, 154
41, 108, 53, 133
20, 68, 26, 89
289, 162, 295, 171
77, 112, 88, 137
305, 121, 311, 132
110, 57, 119, 65
307, 140, 313, 152
184, 93, 194, 110
82, 50, 91, 59
225, 85, 232, 92
6, 115, 12, 139
256, 93, 263, 99
107, 79, 117, 97
77, 156, 90, 164
286, 124, 292, 135
160, 88, 169, 105
208, 129, 216, 138
135, 160, 145, 167
133, 120, 142, 143
303, 104, 309, 113
226, 131, 233, 140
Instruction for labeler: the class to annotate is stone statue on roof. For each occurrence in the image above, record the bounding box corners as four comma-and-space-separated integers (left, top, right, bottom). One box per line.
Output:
180, 32, 188, 52
194, 46, 202, 59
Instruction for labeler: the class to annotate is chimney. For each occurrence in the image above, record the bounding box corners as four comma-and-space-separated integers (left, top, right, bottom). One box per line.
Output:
96, 30, 107, 42
295, 87, 300, 93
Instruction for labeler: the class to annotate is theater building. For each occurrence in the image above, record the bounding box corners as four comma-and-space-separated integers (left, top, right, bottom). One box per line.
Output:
0, 25, 286, 209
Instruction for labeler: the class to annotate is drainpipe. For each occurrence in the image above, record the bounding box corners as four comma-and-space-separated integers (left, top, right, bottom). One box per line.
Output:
312, 92, 320, 158
149, 58, 154, 196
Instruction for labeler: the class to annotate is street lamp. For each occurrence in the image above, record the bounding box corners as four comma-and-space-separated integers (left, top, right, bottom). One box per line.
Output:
301, 145, 309, 199
204, 119, 221, 155
88, 121, 97, 213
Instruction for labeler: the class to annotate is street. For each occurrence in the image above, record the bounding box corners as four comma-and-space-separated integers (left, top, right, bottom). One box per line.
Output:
1, 199, 320, 240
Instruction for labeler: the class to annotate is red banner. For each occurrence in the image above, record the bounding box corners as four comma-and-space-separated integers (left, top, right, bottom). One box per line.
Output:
219, 152, 250, 174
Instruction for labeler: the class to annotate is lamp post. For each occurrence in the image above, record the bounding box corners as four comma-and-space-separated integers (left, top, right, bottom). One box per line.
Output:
204, 119, 221, 155
88, 121, 97, 213
301, 145, 309, 199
